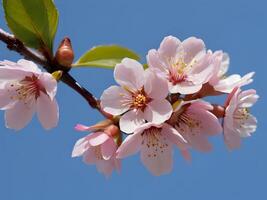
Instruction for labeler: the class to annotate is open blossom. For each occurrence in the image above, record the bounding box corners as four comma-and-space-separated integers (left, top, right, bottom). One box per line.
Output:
209, 51, 254, 93
116, 122, 189, 176
168, 100, 222, 152
223, 88, 258, 150
0, 59, 58, 130
147, 36, 214, 94
72, 124, 121, 177
100, 58, 172, 134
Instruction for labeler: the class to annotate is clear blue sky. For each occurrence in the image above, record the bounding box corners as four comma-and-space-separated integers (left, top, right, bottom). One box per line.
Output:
0, 0, 266, 199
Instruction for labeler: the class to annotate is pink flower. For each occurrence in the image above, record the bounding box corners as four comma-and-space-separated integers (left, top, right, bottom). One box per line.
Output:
116, 122, 189, 176
72, 124, 121, 177
0, 59, 58, 130
100, 58, 172, 134
223, 88, 258, 150
147, 36, 214, 94
209, 51, 254, 93
169, 100, 222, 152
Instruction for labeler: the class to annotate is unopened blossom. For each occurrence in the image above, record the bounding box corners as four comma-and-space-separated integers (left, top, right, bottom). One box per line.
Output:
116, 122, 189, 176
72, 124, 121, 177
209, 51, 254, 93
223, 88, 258, 150
100, 58, 172, 134
147, 36, 215, 94
168, 100, 222, 152
0, 59, 58, 130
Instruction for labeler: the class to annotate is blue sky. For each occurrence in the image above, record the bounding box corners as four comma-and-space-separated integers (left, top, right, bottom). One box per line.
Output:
0, 0, 266, 199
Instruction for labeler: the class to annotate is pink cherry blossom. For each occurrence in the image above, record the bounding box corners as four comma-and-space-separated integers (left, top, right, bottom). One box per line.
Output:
0, 59, 58, 130
223, 88, 258, 150
100, 58, 173, 134
72, 124, 120, 177
169, 100, 222, 152
147, 36, 215, 94
209, 51, 254, 93
116, 122, 188, 176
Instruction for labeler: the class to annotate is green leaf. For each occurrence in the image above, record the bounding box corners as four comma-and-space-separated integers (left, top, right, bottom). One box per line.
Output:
3, 0, 59, 53
74, 45, 140, 69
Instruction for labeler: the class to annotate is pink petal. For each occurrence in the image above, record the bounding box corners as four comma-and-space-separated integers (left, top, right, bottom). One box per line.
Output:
75, 124, 92, 131
223, 126, 241, 150
181, 37, 206, 63
5, 101, 35, 130
101, 138, 117, 160
189, 134, 213, 152
158, 36, 181, 58
38, 72, 57, 100
119, 110, 145, 133
100, 85, 131, 116
116, 132, 142, 159
146, 49, 166, 71
140, 131, 173, 176
0, 66, 29, 80
83, 147, 97, 164
17, 59, 42, 73
36, 92, 59, 130
114, 58, 145, 90
214, 74, 241, 93
162, 123, 188, 150
0, 85, 17, 110
144, 99, 173, 124
181, 150, 192, 162
188, 108, 222, 136
88, 132, 109, 146
72, 137, 89, 157
168, 81, 202, 94
96, 159, 115, 177
144, 69, 169, 100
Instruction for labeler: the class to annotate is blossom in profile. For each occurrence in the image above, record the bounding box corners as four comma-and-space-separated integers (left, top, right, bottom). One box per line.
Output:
147, 36, 214, 94
168, 100, 222, 152
100, 58, 172, 134
72, 124, 121, 177
209, 51, 254, 93
116, 122, 189, 176
223, 88, 258, 150
0, 59, 58, 130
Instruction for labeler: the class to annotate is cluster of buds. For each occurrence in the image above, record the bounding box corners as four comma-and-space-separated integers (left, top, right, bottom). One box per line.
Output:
0, 35, 258, 177
73, 36, 258, 176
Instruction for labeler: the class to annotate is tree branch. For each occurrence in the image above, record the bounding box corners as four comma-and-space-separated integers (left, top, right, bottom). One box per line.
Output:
0, 28, 104, 115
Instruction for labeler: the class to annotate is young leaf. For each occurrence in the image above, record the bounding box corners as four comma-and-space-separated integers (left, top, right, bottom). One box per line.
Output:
3, 0, 59, 54
74, 45, 140, 69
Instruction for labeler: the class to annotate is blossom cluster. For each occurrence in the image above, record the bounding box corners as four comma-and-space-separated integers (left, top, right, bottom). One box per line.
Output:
0, 36, 258, 177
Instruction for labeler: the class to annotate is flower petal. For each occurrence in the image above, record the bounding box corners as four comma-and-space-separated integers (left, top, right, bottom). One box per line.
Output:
5, 101, 35, 130
88, 132, 109, 146
114, 58, 145, 90
144, 69, 169, 100
72, 137, 89, 157
120, 110, 145, 133
162, 123, 188, 150
140, 131, 173, 176
101, 138, 117, 160
38, 72, 57, 100
36, 92, 59, 130
168, 81, 202, 94
144, 99, 173, 124
100, 85, 131, 116
158, 36, 181, 58
147, 49, 166, 71
116, 131, 142, 159
181, 37, 206, 63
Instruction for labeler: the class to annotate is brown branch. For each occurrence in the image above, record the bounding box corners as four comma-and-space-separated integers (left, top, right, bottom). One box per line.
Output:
0, 28, 105, 115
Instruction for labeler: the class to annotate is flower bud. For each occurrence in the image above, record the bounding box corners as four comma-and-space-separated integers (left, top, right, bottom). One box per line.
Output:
55, 37, 74, 67
104, 124, 120, 137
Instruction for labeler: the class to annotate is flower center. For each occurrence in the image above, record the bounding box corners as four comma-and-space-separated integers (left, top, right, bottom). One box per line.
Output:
169, 60, 188, 85
9, 75, 45, 104
234, 108, 249, 121
133, 93, 147, 109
